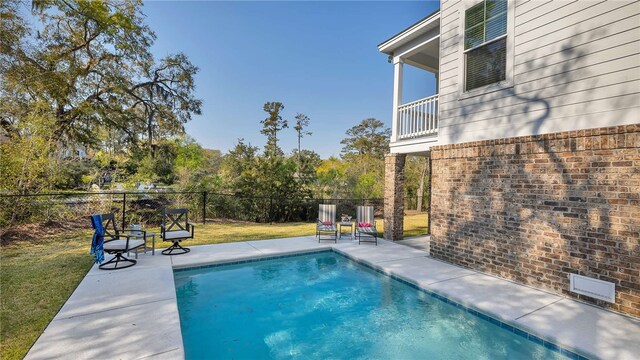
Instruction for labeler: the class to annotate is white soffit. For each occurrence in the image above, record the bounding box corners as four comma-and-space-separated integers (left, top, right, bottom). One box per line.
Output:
378, 11, 441, 55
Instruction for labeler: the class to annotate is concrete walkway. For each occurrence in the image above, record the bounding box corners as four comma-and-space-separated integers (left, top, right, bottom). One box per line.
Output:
395, 234, 430, 253
26, 236, 640, 360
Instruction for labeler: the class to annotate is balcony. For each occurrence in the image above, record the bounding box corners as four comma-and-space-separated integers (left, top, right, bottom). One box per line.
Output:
397, 94, 438, 140
378, 10, 441, 154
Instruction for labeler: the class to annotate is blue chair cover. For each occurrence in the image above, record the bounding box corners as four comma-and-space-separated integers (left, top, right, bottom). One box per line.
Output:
90, 214, 105, 264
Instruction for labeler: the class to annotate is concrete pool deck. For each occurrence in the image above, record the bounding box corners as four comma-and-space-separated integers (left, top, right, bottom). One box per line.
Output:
26, 236, 640, 360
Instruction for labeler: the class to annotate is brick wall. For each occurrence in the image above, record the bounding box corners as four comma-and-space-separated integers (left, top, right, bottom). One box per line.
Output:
430, 124, 640, 317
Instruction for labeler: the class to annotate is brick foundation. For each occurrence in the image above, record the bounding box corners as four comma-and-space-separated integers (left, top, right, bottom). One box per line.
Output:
430, 124, 640, 317
384, 153, 406, 240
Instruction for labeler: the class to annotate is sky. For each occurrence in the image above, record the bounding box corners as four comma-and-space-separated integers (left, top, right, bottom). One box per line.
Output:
142, 1, 439, 158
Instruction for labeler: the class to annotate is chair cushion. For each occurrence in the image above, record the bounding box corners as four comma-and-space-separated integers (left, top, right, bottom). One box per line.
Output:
357, 227, 376, 234
317, 224, 337, 232
164, 230, 192, 240
104, 239, 145, 251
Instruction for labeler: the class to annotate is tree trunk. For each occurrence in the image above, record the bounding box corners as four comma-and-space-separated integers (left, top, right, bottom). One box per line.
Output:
147, 88, 156, 158
297, 133, 301, 173
147, 109, 157, 158
416, 157, 428, 211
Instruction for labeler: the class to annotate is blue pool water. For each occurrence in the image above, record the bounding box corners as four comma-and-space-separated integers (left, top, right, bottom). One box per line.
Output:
174, 251, 573, 359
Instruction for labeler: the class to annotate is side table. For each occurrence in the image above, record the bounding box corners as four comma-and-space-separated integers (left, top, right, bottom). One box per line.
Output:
338, 222, 354, 239
128, 231, 156, 256
145, 232, 156, 255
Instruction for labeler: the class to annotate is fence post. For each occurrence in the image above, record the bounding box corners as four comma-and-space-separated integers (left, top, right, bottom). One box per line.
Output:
269, 195, 273, 225
121, 193, 126, 230
202, 191, 207, 224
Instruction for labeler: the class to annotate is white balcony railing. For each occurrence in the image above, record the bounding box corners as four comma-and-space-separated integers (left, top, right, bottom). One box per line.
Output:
396, 94, 438, 140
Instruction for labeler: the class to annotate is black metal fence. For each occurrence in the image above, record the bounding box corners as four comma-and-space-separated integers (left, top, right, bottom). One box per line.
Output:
0, 190, 428, 232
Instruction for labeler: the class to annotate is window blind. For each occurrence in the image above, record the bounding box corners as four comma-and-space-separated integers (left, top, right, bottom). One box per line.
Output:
465, 38, 507, 91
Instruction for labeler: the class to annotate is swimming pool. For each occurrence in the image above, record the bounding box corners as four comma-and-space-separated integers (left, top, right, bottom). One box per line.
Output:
174, 251, 579, 359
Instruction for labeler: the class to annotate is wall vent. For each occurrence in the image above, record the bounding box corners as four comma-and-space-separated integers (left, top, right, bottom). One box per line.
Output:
569, 274, 615, 303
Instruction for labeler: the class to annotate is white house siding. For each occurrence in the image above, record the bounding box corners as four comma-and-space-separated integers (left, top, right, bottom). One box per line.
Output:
437, 0, 640, 146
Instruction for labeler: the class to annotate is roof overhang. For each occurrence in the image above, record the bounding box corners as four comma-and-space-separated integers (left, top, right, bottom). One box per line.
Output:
378, 10, 441, 55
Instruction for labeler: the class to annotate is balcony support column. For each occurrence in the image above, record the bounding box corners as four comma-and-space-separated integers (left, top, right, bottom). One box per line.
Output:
391, 57, 403, 143
384, 153, 406, 241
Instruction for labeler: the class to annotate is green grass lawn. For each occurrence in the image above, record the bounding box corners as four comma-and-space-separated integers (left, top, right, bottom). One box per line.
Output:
0, 213, 428, 360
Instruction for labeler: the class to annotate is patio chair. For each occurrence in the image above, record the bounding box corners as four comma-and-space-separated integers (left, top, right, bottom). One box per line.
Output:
91, 213, 146, 270
355, 206, 377, 245
161, 208, 194, 255
316, 204, 337, 243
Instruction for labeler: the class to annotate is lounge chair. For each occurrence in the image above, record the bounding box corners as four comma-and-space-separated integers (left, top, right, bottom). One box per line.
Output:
161, 208, 194, 255
91, 213, 145, 270
316, 204, 337, 243
355, 206, 378, 245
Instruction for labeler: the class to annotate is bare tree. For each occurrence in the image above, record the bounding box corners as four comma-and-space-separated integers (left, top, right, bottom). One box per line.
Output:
416, 156, 429, 211
293, 113, 311, 172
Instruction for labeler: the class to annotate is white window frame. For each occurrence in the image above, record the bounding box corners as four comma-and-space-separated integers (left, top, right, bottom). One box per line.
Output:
457, 0, 515, 100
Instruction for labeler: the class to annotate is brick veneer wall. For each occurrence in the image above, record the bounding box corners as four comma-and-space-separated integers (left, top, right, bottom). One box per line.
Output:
430, 125, 640, 317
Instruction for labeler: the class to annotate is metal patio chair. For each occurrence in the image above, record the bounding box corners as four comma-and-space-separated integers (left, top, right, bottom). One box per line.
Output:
160, 208, 194, 255
91, 213, 146, 270
355, 206, 378, 245
316, 204, 338, 243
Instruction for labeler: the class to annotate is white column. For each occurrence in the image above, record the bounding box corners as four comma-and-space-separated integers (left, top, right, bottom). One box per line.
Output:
391, 57, 403, 143
434, 73, 440, 128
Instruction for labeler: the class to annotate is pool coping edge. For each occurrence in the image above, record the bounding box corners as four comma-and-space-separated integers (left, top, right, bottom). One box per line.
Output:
329, 248, 594, 360
173, 246, 594, 360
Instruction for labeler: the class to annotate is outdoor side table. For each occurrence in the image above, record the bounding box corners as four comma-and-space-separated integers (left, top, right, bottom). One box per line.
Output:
145, 232, 156, 255
338, 222, 354, 239
128, 231, 156, 256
